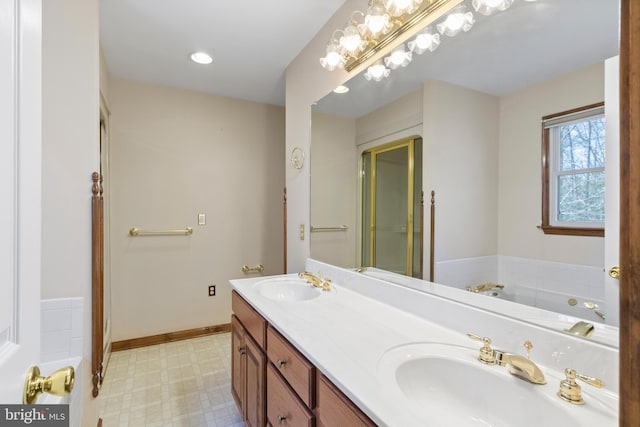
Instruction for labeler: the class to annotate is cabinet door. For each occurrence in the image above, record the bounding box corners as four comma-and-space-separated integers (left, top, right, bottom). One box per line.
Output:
315, 373, 376, 427
231, 315, 246, 416
267, 364, 314, 427
245, 333, 266, 427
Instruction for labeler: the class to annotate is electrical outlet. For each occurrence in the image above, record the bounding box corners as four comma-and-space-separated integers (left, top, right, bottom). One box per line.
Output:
208, 285, 216, 296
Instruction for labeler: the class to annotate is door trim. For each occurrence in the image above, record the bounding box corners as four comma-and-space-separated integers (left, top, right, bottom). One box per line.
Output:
619, 0, 640, 423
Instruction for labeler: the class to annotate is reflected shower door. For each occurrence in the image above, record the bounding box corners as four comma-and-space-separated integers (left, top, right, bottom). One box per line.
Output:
362, 138, 421, 276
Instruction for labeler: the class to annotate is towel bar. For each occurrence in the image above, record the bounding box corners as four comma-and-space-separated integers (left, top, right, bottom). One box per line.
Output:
129, 227, 193, 236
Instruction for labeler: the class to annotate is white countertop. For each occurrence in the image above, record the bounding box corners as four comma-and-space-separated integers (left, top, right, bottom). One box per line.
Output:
229, 267, 618, 427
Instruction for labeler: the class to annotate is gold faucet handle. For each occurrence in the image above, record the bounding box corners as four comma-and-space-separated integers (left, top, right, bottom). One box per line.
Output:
321, 278, 332, 291
557, 368, 604, 405
467, 333, 496, 365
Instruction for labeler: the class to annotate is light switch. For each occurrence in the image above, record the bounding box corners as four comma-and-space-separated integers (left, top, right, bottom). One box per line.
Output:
198, 213, 206, 225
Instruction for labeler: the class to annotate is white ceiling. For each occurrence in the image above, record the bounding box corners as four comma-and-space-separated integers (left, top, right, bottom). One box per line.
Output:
99, 0, 346, 106
100, 0, 619, 114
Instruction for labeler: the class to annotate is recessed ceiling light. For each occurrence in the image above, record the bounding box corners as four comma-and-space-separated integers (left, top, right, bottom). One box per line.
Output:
333, 85, 349, 94
190, 52, 213, 65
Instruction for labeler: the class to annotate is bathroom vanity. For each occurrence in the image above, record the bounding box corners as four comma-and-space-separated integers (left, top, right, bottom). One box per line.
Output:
229, 259, 618, 426
231, 289, 374, 426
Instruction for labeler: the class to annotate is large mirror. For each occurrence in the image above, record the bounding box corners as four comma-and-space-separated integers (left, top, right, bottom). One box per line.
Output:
310, 0, 619, 347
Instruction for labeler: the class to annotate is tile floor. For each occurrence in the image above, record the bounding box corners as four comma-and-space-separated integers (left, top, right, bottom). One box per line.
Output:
99, 333, 244, 427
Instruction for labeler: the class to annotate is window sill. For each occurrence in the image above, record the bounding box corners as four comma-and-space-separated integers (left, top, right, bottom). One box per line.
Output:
538, 225, 604, 237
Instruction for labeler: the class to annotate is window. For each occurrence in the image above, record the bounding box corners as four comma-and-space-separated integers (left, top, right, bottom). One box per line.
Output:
541, 102, 605, 236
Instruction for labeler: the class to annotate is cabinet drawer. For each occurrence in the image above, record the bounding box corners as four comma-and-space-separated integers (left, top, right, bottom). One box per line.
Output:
267, 325, 315, 407
267, 364, 314, 427
232, 290, 266, 349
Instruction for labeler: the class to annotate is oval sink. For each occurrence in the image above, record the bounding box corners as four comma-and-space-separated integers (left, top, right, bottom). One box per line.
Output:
377, 343, 615, 426
253, 277, 323, 302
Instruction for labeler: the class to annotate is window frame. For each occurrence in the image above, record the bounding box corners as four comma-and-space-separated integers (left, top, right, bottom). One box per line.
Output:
541, 102, 605, 237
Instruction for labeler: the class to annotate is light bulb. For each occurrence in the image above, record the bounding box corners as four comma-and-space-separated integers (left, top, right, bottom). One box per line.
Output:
340, 24, 364, 54
320, 41, 345, 71
364, 61, 390, 81
384, 0, 423, 17
384, 44, 412, 69
437, 5, 475, 37
472, 0, 514, 16
364, 1, 391, 36
408, 27, 440, 54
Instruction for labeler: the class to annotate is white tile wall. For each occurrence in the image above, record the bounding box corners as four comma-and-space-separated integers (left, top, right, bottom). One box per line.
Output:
41, 298, 84, 363
435, 255, 498, 287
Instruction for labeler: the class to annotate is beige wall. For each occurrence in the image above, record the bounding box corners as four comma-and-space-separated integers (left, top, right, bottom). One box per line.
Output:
356, 89, 423, 146
100, 48, 111, 109
42, 0, 100, 425
498, 63, 604, 266
108, 78, 284, 341
310, 112, 357, 267
424, 80, 500, 263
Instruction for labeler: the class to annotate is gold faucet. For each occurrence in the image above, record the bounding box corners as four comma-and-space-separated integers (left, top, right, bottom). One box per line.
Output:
468, 334, 546, 385
298, 271, 331, 291
466, 283, 505, 293
494, 350, 547, 385
564, 321, 595, 338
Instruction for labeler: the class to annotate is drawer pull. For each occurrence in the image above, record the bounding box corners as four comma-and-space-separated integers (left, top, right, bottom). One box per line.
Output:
278, 415, 287, 424
277, 359, 287, 368
238, 346, 246, 355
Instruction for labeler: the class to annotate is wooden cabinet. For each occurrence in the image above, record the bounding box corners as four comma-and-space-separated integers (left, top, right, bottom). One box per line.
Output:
231, 291, 267, 427
315, 373, 376, 427
266, 364, 314, 427
231, 290, 375, 427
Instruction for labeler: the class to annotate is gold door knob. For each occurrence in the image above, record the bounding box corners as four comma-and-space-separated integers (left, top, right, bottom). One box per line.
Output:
608, 266, 620, 279
23, 365, 74, 404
